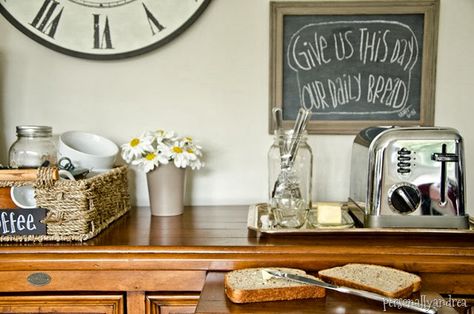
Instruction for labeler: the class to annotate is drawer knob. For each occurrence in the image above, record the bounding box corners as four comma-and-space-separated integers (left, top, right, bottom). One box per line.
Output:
27, 272, 51, 286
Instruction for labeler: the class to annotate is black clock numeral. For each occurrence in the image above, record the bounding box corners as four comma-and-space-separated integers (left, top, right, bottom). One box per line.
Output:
31, 0, 63, 38
142, 3, 165, 35
93, 14, 113, 49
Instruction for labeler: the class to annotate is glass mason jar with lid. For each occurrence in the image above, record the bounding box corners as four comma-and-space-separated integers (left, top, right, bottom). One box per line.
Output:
268, 130, 313, 228
8, 125, 57, 168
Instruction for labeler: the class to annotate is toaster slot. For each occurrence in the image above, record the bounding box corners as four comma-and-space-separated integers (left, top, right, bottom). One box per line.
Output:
431, 143, 459, 206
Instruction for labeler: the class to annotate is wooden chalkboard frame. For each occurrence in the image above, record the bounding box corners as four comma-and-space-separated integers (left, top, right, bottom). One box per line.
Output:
269, 1, 439, 134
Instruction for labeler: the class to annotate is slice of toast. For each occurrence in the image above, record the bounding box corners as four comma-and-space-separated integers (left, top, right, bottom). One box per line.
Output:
224, 267, 326, 303
318, 263, 421, 298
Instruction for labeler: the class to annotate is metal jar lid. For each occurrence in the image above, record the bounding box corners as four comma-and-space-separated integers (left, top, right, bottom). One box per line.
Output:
16, 125, 53, 137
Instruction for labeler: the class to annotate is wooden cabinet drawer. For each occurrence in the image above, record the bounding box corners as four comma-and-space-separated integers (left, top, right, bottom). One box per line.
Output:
0, 294, 124, 313
0, 270, 205, 292
146, 293, 199, 314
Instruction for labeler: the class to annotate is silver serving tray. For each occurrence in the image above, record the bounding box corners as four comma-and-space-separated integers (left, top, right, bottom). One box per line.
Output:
248, 203, 474, 234
247, 202, 354, 234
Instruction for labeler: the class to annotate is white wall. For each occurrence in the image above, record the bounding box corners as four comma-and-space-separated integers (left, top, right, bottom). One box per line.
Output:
1, 0, 473, 214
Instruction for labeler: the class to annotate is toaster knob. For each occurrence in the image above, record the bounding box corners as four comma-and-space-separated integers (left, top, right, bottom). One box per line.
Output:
388, 183, 421, 214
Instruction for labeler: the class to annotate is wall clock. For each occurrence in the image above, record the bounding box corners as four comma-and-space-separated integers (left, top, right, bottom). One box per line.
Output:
0, 0, 211, 60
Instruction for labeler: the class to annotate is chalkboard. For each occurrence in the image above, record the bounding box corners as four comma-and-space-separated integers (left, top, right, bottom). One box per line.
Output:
0, 208, 47, 236
270, 1, 439, 134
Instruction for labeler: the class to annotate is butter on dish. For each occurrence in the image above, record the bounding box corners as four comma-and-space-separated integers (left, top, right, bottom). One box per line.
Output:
316, 203, 342, 225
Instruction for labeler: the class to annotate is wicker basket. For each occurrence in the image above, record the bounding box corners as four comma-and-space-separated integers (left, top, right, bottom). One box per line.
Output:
0, 166, 130, 242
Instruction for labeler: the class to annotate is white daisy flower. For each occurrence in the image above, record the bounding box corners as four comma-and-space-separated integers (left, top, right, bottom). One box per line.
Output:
155, 143, 172, 164
170, 144, 190, 168
154, 129, 176, 144
122, 129, 204, 171
184, 144, 204, 170
132, 151, 159, 173
132, 146, 171, 173
181, 137, 203, 157
179, 136, 193, 146
121, 135, 154, 163
190, 158, 204, 170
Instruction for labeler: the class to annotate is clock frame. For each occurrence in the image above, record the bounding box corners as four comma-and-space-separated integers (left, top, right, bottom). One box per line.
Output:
0, 0, 211, 60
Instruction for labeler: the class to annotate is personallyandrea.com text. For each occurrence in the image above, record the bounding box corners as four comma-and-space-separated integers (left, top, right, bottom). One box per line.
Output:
383, 294, 467, 311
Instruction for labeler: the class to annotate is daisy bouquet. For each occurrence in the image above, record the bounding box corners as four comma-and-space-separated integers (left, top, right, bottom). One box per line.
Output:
121, 130, 204, 173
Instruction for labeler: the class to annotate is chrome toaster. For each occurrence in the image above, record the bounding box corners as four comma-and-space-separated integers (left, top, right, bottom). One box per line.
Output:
349, 126, 469, 229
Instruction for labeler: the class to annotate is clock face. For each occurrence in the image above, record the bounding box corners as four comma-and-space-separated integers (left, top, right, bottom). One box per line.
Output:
0, 0, 211, 59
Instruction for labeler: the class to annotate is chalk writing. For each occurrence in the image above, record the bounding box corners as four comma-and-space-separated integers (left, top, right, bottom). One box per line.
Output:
0, 208, 47, 235
283, 17, 423, 120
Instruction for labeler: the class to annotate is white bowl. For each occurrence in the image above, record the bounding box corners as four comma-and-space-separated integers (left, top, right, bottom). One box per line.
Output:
10, 185, 36, 209
58, 131, 119, 171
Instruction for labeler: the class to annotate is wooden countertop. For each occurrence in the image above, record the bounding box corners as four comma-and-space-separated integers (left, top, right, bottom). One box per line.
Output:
1, 206, 473, 294
1, 205, 473, 247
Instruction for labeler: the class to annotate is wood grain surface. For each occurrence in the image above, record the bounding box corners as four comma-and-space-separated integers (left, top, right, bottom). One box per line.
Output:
0, 206, 473, 313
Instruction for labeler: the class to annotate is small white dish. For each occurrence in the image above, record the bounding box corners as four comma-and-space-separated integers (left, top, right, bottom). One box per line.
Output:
10, 185, 36, 209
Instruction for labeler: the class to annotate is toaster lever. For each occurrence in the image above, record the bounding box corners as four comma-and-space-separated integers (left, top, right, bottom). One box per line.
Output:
431, 145, 459, 206
431, 153, 459, 162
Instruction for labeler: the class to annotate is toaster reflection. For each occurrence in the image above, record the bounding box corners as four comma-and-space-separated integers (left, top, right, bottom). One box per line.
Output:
419, 181, 459, 216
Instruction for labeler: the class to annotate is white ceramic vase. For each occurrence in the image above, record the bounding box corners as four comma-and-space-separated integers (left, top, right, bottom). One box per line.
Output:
146, 163, 186, 216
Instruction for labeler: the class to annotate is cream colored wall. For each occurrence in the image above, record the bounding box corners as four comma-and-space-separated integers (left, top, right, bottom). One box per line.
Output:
0, 0, 473, 213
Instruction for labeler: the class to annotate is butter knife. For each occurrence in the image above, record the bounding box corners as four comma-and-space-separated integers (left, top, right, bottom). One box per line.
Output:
263, 269, 437, 314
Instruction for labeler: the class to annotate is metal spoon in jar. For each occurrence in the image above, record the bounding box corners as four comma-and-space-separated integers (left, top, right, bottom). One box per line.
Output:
272, 107, 284, 158
271, 107, 312, 199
